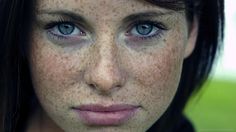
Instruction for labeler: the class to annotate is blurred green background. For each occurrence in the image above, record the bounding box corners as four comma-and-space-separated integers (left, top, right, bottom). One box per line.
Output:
185, 79, 236, 132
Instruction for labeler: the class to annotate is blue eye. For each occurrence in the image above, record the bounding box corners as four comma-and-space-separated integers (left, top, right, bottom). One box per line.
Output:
58, 23, 75, 35
128, 21, 167, 39
46, 22, 85, 39
136, 24, 153, 35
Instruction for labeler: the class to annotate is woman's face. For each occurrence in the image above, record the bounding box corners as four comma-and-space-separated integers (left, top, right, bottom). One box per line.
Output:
29, 0, 196, 131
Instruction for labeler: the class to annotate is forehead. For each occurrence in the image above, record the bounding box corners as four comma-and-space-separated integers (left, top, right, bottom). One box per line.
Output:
35, 0, 179, 13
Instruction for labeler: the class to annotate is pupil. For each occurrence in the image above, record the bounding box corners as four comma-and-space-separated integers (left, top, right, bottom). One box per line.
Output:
58, 23, 75, 35
136, 24, 153, 35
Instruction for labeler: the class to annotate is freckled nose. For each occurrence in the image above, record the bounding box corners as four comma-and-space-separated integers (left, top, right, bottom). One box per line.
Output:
84, 44, 126, 94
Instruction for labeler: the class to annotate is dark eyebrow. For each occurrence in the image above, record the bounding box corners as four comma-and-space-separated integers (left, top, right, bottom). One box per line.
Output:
122, 11, 174, 23
144, 0, 185, 10
37, 10, 173, 23
35, 9, 95, 30
37, 10, 87, 23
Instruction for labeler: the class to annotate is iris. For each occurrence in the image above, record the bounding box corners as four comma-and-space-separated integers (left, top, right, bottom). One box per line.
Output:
136, 24, 153, 35
58, 23, 75, 35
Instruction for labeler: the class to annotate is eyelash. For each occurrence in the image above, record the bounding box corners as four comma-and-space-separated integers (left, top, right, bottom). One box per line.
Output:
44, 19, 168, 42
126, 20, 168, 41
44, 19, 85, 41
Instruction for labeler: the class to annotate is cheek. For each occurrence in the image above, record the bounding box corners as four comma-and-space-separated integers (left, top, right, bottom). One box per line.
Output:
29, 33, 87, 109
122, 35, 186, 118
132, 49, 181, 88
123, 37, 185, 91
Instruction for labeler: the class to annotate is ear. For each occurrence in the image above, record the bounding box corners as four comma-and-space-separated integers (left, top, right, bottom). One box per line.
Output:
184, 17, 199, 58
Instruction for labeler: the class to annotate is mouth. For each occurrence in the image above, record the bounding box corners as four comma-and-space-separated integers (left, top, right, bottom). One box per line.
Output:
71, 104, 140, 126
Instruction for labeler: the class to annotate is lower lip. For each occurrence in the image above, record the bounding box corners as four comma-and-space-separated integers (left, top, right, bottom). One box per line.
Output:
74, 108, 138, 125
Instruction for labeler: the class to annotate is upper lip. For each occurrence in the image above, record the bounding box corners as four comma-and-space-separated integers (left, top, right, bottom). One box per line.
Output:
72, 104, 140, 112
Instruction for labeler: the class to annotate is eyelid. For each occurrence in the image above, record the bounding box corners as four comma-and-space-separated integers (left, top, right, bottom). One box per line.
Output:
44, 19, 88, 36
125, 20, 168, 36
38, 15, 86, 31
133, 20, 167, 30
44, 20, 81, 31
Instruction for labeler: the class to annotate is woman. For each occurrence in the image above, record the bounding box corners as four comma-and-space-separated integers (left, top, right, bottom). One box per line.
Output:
0, 0, 224, 132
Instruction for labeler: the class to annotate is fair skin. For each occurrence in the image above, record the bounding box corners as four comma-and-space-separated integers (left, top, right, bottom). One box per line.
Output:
28, 0, 197, 132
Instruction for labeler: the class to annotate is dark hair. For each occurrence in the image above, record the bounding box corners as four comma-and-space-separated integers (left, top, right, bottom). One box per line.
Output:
0, 0, 224, 132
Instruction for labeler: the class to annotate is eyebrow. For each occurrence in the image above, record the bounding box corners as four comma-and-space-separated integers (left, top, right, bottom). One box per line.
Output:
38, 10, 173, 23
122, 11, 174, 23
144, 0, 185, 10
37, 10, 87, 23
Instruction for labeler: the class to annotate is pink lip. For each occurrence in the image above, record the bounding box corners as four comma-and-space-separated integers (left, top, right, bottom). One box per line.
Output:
72, 104, 139, 125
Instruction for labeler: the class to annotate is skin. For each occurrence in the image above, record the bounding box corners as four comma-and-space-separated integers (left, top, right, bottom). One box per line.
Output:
28, 0, 197, 131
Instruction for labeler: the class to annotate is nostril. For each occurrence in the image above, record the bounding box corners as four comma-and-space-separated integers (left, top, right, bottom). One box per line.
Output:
87, 82, 123, 93
88, 83, 97, 89
116, 84, 122, 88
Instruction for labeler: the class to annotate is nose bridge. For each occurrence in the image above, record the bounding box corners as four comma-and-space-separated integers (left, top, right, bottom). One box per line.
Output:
85, 29, 125, 94
96, 23, 118, 66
